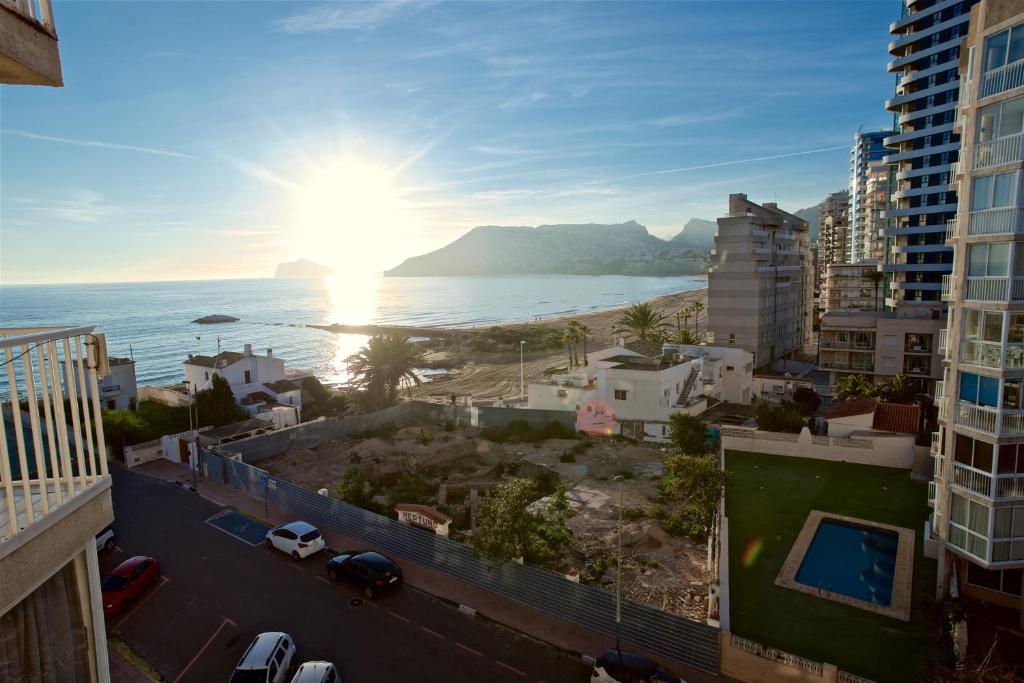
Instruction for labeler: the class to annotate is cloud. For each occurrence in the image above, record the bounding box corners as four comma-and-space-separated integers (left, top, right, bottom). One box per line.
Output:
276, 1, 431, 33
620, 144, 850, 179
498, 92, 547, 110
569, 86, 589, 98
12, 190, 119, 223
470, 145, 539, 156
388, 82, 421, 96
226, 157, 299, 190
2, 129, 193, 158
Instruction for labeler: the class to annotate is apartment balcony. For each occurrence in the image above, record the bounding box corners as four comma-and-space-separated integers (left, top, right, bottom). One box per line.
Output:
938, 328, 948, 358
967, 207, 1024, 237
0, 0, 62, 86
941, 274, 956, 301
996, 473, 1024, 500
930, 430, 941, 455
973, 133, 1024, 170
955, 401, 1024, 437
951, 462, 993, 497
964, 275, 1024, 303
980, 60, 1024, 100
945, 217, 958, 243
927, 480, 937, 508
819, 359, 875, 372
819, 340, 875, 351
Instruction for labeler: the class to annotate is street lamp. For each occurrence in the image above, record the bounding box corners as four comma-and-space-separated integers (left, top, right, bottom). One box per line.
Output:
519, 341, 526, 402
612, 473, 624, 654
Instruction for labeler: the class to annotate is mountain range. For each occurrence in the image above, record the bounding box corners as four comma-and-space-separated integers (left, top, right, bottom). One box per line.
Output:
275, 258, 332, 278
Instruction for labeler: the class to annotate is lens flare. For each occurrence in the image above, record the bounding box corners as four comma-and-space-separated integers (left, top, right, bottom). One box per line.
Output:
742, 538, 764, 568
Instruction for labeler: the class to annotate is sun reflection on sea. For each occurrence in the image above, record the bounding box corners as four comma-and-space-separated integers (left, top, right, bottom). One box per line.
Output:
316, 272, 384, 386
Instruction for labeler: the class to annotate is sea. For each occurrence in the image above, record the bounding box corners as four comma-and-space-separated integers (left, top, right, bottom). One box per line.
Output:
0, 274, 707, 387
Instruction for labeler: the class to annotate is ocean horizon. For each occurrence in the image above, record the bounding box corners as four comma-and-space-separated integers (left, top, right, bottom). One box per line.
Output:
0, 274, 707, 387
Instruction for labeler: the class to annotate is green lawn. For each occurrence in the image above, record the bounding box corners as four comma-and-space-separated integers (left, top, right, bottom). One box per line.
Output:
725, 450, 939, 683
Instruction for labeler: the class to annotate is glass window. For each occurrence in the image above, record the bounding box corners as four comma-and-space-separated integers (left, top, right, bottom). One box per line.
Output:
972, 173, 1018, 211
967, 242, 1013, 275
1005, 568, 1023, 596
995, 507, 1013, 538
1000, 97, 1024, 138
998, 445, 1019, 473
1009, 315, 1024, 343
985, 28, 1010, 72
983, 312, 1003, 342
980, 376, 999, 406
955, 433, 973, 465
1005, 378, 1022, 410
960, 372, 979, 402
966, 310, 981, 338
969, 500, 990, 534
975, 440, 994, 471
951, 493, 969, 525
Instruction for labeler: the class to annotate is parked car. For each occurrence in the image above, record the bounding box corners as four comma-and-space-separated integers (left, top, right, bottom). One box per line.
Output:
230, 632, 297, 683
101, 556, 160, 616
265, 521, 326, 560
96, 525, 116, 552
325, 550, 403, 598
290, 661, 339, 683
592, 649, 683, 683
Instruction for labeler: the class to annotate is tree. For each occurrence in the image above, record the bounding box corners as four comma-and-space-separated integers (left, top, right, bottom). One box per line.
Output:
334, 464, 375, 510
347, 334, 425, 410
756, 401, 807, 433
672, 329, 699, 345
528, 481, 574, 566
660, 454, 729, 539
668, 413, 709, 455
101, 408, 148, 457
471, 478, 537, 561
195, 374, 248, 427
560, 329, 576, 370
690, 300, 705, 336
616, 302, 670, 342
568, 319, 590, 367
865, 268, 885, 312
792, 386, 821, 416
301, 376, 349, 419
386, 472, 431, 510
882, 373, 916, 404
835, 374, 880, 401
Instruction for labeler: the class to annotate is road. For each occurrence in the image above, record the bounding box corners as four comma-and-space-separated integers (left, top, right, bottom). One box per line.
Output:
102, 467, 591, 683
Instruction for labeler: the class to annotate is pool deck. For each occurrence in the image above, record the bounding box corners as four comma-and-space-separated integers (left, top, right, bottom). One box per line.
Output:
774, 510, 915, 622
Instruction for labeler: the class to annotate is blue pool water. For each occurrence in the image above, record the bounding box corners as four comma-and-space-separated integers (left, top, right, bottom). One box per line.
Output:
795, 520, 898, 606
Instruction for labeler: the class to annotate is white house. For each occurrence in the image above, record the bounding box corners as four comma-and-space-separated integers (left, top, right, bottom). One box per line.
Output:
97, 356, 138, 411
183, 343, 304, 416
668, 344, 753, 406
528, 339, 706, 443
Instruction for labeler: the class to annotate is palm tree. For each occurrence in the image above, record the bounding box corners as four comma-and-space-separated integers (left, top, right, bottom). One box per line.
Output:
560, 329, 575, 370
347, 334, 425, 410
865, 269, 885, 311
568, 319, 591, 366
673, 329, 699, 345
690, 300, 705, 335
617, 302, 670, 342
882, 373, 916, 403
835, 374, 880, 402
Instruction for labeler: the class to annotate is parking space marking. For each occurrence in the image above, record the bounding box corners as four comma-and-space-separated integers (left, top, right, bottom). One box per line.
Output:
111, 576, 169, 632
287, 563, 304, 571
315, 575, 331, 584
205, 510, 268, 546
495, 660, 526, 677
171, 616, 237, 683
420, 626, 445, 640
456, 642, 484, 658
387, 609, 411, 623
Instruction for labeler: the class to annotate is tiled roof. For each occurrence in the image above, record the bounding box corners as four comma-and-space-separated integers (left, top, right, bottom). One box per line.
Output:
872, 402, 921, 435
824, 398, 879, 419
199, 417, 273, 441
265, 378, 301, 393
185, 351, 245, 368
623, 339, 663, 358
395, 503, 450, 525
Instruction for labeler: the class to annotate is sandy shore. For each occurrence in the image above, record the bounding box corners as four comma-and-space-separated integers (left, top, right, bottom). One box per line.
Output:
410, 287, 708, 401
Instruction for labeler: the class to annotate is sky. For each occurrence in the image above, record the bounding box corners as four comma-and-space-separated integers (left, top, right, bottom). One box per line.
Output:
0, 0, 900, 285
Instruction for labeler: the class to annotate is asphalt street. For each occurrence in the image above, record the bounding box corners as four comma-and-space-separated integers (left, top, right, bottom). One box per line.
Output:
102, 467, 592, 683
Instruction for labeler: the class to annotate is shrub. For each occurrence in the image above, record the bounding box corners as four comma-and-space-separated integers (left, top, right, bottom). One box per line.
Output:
480, 419, 577, 444
755, 401, 807, 434
622, 507, 646, 521
792, 386, 821, 416
416, 428, 434, 446
559, 452, 576, 463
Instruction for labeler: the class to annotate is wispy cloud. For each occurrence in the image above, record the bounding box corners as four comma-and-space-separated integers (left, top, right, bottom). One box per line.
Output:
388, 82, 421, 96
226, 157, 299, 190
2, 129, 193, 159
569, 86, 589, 98
622, 144, 850, 180
470, 145, 539, 156
276, 1, 432, 33
498, 92, 547, 110
12, 190, 120, 223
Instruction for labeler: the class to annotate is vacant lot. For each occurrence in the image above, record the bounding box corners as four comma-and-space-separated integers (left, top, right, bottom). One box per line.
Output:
724, 450, 939, 683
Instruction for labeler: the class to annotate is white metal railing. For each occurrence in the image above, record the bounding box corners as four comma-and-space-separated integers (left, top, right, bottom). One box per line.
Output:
955, 401, 1024, 437
936, 381, 945, 401
941, 274, 956, 301
996, 473, 1024, 499
967, 207, 1024, 237
973, 133, 1024, 170
0, 326, 108, 542
930, 431, 941, 455
948, 161, 960, 182
729, 635, 824, 676
945, 217, 958, 242
952, 462, 993, 497
928, 481, 937, 507
938, 329, 948, 357
938, 396, 948, 422
963, 276, 1024, 303
933, 452, 945, 478
981, 60, 1024, 99
1, 0, 56, 32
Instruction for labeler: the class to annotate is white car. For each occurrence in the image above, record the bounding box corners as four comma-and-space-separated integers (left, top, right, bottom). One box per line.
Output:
96, 525, 116, 552
230, 632, 297, 683
265, 521, 326, 560
290, 661, 339, 683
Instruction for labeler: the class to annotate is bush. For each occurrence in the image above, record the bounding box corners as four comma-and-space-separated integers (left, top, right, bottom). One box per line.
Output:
622, 507, 646, 521
755, 401, 807, 434
792, 387, 821, 416
668, 413, 710, 455
480, 420, 577, 443
416, 428, 434, 446
559, 452, 576, 463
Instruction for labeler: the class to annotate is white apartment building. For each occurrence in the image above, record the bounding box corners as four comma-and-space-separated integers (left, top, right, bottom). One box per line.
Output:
98, 356, 138, 411
183, 343, 303, 414
0, 326, 113, 680
708, 193, 814, 370
849, 131, 891, 263
527, 339, 706, 443
821, 262, 885, 312
932, 0, 1024, 622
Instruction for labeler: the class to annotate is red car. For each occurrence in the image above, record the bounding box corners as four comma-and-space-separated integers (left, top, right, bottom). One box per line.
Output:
102, 556, 160, 616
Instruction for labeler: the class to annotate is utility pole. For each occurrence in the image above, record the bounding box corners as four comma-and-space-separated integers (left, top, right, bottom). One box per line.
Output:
612, 474, 624, 655
519, 341, 526, 402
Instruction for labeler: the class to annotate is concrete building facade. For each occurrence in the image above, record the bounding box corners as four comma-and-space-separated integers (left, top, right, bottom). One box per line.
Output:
932, 0, 1024, 622
849, 131, 892, 263
821, 262, 886, 312
708, 193, 814, 370
817, 191, 851, 297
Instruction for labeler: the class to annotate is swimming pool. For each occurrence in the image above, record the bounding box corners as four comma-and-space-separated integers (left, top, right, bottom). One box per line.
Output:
794, 519, 898, 606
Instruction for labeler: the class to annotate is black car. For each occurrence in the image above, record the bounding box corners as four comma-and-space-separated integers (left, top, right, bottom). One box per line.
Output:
594, 649, 683, 683
325, 551, 403, 598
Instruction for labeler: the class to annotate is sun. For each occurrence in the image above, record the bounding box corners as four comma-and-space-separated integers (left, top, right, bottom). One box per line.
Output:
290, 155, 413, 276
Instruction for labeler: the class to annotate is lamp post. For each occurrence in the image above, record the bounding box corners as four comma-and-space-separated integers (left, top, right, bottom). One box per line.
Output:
612, 473, 624, 654
519, 340, 526, 401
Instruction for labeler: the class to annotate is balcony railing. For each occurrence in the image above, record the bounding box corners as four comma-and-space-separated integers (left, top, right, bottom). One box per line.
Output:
0, 326, 109, 542
941, 274, 956, 301
967, 207, 1024, 237
973, 133, 1024, 170
2, 0, 56, 33
996, 473, 1024, 499
952, 462, 993, 497
956, 401, 1024, 437
820, 360, 875, 372
964, 276, 1024, 303
930, 431, 941, 455
819, 340, 875, 350
945, 217, 958, 242
980, 60, 1024, 99
938, 329, 948, 357
927, 481, 937, 508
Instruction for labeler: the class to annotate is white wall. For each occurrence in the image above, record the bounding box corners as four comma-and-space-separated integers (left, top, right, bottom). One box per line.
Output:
527, 383, 596, 412
139, 385, 190, 407
98, 362, 138, 411
721, 426, 914, 469
597, 357, 700, 422
826, 413, 874, 438
184, 348, 285, 395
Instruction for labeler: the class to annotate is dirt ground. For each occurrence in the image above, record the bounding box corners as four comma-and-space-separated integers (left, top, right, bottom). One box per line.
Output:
258, 423, 709, 620
404, 288, 708, 401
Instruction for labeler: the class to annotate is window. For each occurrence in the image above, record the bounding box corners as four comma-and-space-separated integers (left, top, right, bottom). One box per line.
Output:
954, 433, 994, 472
614, 389, 628, 401
993, 506, 1024, 539
728, 333, 735, 344
725, 365, 734, 371
959, 372, 1000, 407
556, 389, 568, 398
998, 443, 1024, 473
967, 565, 1024, 596
983, 22, 1024, 73
977, 96, 1024, 142
961, 310, 1004, 368
244, 370, 252, 384
967, 242, 1011, 276
949, 493, 991, 559
970, 172, 1017, 211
